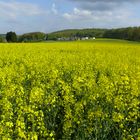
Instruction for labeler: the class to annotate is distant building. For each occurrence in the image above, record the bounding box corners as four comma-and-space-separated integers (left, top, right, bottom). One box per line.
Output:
57, 37, 77, 41
81, 37, 89, 40
58, 37, 64, 41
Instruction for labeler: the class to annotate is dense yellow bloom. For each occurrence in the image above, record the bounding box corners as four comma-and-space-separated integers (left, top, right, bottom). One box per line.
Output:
0, 40, 139, 139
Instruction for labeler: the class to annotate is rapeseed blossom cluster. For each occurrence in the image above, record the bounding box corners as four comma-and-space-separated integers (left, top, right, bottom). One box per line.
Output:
0, 41, 139, 139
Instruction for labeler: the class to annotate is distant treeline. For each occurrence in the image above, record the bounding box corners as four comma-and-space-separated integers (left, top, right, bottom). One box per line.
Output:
0, 34, 6, 42
0, 32, 46, 43
46, 28, 106, 40
1, 26, 140, 42
48, 27, 140, 41
18, 32, 46, 42
47, 27, 140, 41
103, 27, 140, 41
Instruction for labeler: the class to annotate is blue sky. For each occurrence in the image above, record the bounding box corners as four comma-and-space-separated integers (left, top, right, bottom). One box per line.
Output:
0, 0, 140, 34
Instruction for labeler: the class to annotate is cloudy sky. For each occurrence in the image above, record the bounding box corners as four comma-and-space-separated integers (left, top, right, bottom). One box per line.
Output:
0, 0, 140, 34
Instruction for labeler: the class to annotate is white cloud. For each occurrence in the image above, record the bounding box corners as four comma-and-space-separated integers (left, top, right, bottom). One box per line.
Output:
0, 0, 140, 34
74, 8, 92, 16
63, 8, 93, 21
62, 6, 135, 29
52, 3, 58, 15
0, 0, 49, 34
0, 1, 47, 20
63, 7, 131, 21
67, 0, 140, 11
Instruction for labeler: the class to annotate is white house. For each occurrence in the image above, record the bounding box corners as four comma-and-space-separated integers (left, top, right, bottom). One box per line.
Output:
81, 37, 89, 40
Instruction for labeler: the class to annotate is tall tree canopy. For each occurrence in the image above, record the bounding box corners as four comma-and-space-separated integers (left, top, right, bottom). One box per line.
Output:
6, 32, 17, 42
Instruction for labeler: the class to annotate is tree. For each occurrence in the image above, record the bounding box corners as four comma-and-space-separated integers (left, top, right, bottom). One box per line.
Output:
18, 32, 46, 42
0, 36, 5, 43
6, 31, 17, 42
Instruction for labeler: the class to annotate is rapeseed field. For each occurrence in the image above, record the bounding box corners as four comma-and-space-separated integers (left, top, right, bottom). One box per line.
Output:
0, 39, 139, 140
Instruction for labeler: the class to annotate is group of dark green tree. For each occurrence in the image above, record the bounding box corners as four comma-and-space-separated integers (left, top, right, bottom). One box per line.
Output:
103, 27, 140, 41
1, 26, 140, 42
48, 27, 140, 41
0, 32, 46, 43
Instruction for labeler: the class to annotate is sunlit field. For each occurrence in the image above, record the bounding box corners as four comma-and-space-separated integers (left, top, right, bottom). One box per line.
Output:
0, 39, 140, 140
